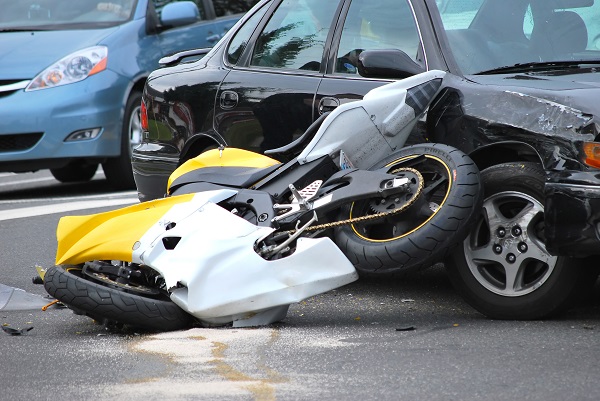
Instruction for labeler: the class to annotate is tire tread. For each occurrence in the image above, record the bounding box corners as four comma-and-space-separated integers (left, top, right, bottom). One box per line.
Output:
44, 265, 192, 331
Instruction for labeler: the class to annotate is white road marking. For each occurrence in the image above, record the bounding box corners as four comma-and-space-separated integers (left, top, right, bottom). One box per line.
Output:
0, 197, 138, 221
0, 191, 138, 205
0, 177, 56, 187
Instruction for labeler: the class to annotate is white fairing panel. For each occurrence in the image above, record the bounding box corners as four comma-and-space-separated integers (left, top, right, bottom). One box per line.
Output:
298, 70, 446, 168
134, 191, 358, 326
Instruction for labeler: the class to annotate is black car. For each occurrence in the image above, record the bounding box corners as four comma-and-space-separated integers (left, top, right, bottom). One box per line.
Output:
134, 0, 600, 319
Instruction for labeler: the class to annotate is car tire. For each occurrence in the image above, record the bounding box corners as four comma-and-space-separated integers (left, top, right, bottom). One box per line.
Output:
102, 90, 142, 190
50, 161, 98, 183
334, 143, 482, 276
446, 162, 590, 319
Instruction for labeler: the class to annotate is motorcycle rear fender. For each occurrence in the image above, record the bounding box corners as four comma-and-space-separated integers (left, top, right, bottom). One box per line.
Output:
297, 70, 445, 168
55, 190, 238, 265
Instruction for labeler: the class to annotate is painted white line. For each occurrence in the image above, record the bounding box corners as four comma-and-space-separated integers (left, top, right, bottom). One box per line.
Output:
0, 198, 138, 221
0, 177, 56, 187
0, 191, 138, 205
0, 170, 106, 186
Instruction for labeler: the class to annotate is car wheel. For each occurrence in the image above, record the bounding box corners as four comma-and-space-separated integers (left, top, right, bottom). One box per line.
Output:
50, 160, 98, 183
102, 90, 142, 190
446, 162, 588, 319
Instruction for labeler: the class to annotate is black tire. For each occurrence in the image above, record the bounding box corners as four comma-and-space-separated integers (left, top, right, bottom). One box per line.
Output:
102, 90, 142, 190
446, 162, 590, 320
50, 161, 98, 183
334, 143, 482, 275
44, 265, 192, 331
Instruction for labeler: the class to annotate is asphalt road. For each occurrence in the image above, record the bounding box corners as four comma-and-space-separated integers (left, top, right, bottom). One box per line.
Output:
1, 170, 599, 401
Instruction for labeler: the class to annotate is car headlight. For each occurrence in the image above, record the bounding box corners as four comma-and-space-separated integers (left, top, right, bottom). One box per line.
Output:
25, 46, 108, 91
582, 141, 600, 169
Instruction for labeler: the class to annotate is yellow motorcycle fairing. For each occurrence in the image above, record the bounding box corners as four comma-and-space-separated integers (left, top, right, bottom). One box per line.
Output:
55, 193, 196, 266
167, 148, 280, 192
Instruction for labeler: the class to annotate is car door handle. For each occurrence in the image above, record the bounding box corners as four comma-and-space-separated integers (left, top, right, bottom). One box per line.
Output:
318, 97, 340, 114
220, 90, 239, 109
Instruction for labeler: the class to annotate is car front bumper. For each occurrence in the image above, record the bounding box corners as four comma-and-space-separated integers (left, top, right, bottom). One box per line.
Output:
545, 170, 600, 256
0, 71, 126, 172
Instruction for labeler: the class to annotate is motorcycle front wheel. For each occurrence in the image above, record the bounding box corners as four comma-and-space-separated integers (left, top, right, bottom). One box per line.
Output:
44, 265, 193, 331
334, 143, 482, 276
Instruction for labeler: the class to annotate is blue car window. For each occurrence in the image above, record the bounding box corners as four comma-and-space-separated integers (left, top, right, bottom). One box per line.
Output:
250, 0, 340, 71
335, 0, 421, 74
0, 0, 136, 27
213, 0, 260, 17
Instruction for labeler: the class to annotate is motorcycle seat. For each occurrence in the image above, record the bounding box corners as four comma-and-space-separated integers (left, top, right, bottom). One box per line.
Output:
169, 164, 282, 194
264, 112, 329, 162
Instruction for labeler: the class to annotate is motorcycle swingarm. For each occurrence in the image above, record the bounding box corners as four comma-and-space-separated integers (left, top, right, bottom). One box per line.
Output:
227, 188, 278, 227
274, 168, 416, 224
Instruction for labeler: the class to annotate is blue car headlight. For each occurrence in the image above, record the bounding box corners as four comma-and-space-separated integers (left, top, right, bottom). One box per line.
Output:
25, 46, 108, 91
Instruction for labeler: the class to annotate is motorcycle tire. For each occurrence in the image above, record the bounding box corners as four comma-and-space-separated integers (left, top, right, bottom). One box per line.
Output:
334, 143, 481, 276
446, 162, 595, 319
44, 265, 193, 331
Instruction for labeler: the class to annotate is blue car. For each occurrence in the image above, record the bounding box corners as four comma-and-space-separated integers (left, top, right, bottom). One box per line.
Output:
0, 0, 256, 188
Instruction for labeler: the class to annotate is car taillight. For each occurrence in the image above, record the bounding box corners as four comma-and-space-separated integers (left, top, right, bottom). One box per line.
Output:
141, 99, 148, 131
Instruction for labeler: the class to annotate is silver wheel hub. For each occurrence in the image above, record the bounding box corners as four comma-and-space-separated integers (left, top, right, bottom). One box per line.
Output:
463, 191, 557, 297
129, 104, 142, 149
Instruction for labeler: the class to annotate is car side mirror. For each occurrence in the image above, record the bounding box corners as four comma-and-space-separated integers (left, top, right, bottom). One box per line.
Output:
357, 49, 426, 79
160, 1, 200, 28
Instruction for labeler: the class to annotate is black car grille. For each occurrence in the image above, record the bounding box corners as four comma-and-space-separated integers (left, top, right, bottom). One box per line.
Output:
0, 133, 43, 152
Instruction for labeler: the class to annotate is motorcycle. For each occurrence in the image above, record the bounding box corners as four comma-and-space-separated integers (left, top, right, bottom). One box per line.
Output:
43, 70, 481, 331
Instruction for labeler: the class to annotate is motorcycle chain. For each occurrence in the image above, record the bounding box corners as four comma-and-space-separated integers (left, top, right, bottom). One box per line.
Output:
288, 167, 424, 234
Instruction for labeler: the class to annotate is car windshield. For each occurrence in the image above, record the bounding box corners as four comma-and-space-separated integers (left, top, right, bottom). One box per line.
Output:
0, 0, 137, 30
436, 0, 600, 74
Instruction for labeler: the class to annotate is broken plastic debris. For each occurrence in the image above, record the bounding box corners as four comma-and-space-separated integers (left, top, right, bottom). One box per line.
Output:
41, 299, 61, 311
396, 326, 416, 331
1, 325, 34, 336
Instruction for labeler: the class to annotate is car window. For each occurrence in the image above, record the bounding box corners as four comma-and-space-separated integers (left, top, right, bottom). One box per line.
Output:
250, 0, 340, 71
438, 0, 600, 75
227, 1, 272, 65
335, 0, 421, 74
0, 0, 136, 28
437, 0, 483, 29
213, 0, 261, 17
558, 1, 600, 50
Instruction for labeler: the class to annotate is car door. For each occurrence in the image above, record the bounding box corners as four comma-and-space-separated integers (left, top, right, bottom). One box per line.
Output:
316, 0, 427, 119
214, 0, 343, 153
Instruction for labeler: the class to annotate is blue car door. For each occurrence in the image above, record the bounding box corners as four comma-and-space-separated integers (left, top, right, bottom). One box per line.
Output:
153, 0, 221, 59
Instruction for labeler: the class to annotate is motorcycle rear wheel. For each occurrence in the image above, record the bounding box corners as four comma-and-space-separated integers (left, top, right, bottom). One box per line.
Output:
334, 143, 481, 276
44, 265, 193, 331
